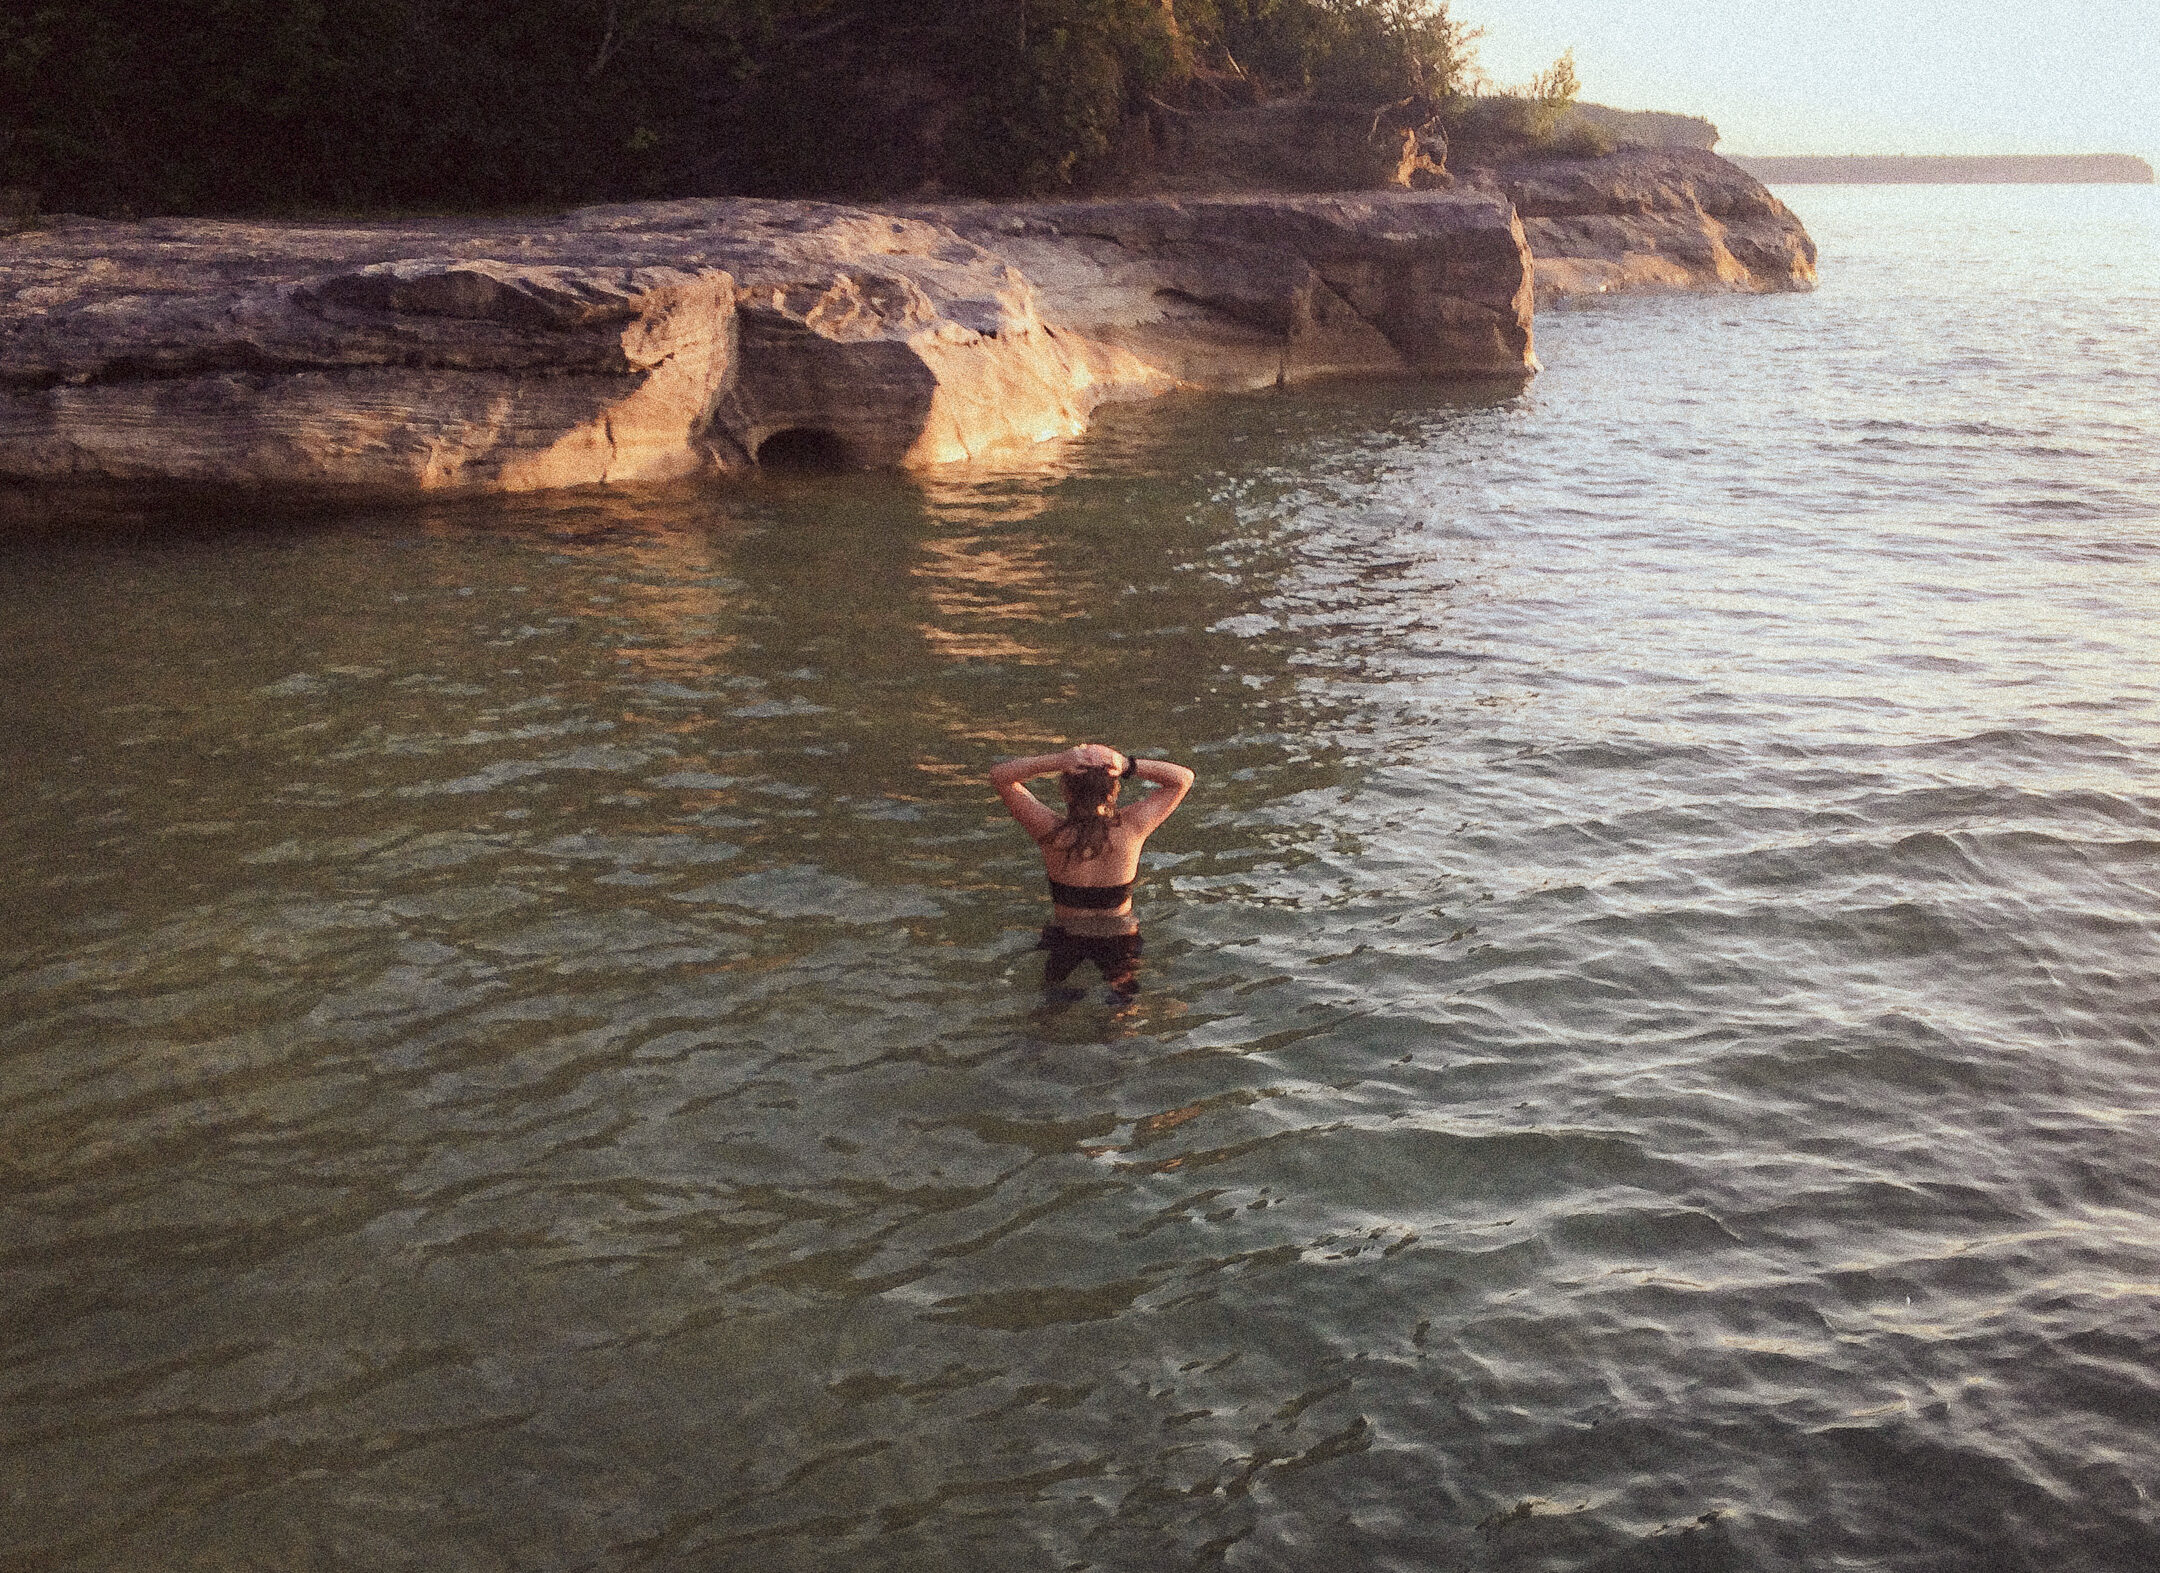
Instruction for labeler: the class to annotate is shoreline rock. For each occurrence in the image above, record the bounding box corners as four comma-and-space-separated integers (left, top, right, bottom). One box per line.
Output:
0, 152, 1810, 497
0, 192, 1532, 495
1479, 148, 1817, 303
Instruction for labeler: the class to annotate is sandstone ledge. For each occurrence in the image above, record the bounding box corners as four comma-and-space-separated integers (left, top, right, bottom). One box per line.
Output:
1480, 147, 1818, 303
0, 191, 1533, 495
0, 151, 1813, 497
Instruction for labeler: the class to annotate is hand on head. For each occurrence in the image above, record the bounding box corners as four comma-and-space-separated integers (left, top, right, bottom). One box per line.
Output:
1068, 743, 1124, 775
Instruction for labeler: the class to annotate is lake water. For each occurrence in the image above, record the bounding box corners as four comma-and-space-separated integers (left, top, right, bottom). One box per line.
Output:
4, 184, 2158, 1572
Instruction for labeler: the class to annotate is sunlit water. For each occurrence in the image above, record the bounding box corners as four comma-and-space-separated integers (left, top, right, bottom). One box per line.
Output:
5, 185, 2158, 1572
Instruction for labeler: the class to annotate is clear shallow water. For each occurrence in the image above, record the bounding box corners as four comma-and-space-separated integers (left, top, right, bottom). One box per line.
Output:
4, 184, 2158, 1572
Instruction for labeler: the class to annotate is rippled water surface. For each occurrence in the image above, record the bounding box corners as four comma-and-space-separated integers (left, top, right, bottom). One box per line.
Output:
6, 185, 2159, 1572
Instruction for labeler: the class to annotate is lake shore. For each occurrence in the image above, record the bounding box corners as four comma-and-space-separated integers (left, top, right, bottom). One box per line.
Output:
0, 151, 1813, 498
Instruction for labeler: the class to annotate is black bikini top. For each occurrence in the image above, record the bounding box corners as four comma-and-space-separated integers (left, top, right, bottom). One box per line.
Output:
1047, 876, 1135, 910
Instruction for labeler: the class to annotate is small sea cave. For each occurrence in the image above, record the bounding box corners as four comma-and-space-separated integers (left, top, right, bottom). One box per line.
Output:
754, 427, 854, 471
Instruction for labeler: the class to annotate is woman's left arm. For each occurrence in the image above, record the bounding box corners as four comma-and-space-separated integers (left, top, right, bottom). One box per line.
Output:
1114, 756, 1194, 834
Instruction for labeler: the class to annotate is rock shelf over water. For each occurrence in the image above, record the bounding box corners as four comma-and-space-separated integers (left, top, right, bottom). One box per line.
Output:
0, 154, 1814, 495
1491, 148, 1819, 303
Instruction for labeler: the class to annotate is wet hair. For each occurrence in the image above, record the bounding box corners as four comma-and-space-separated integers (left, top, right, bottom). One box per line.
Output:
1050, 766, 1121, 861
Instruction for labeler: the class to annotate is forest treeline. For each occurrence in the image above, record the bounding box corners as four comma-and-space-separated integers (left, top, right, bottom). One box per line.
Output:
1, 0, 1484, 215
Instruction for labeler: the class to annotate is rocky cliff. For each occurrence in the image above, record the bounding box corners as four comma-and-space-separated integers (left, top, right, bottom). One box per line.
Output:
0, 146, 1814, 496
1478, 147, 1818, 302
1127, 111, 1812, 307
0, 191, 1533, 493
1557, 104, 1720, 152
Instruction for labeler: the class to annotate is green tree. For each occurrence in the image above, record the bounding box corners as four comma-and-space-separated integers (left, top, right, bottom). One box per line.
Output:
0, 0, 1489, 213
1188, 0, 1475, 103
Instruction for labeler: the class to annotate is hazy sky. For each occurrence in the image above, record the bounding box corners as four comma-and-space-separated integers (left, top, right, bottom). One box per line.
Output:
1469, 0, 2159, 163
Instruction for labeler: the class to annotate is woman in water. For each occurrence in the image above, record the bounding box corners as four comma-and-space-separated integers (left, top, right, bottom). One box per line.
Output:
991, 743, 1195, 998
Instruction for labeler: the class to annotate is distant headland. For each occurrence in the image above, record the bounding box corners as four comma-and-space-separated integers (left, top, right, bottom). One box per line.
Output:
1728, 155, 2155, 185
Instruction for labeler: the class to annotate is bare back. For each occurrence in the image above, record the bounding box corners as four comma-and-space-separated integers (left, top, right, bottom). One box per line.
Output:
990, 746, 1195, 919
1039, 812, 1153, 889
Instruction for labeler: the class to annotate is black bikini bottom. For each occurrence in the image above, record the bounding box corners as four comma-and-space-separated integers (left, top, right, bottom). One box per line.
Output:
1037, 925, 1143, 991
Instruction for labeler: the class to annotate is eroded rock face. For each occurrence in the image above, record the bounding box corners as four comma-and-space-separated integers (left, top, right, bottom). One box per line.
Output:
921, 191, 1537, 389
673, 203, 1114, 468
1484, 147, 1818, 301
0, 234, 741, 491
0, 190, 1536, 494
